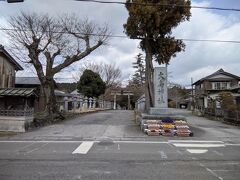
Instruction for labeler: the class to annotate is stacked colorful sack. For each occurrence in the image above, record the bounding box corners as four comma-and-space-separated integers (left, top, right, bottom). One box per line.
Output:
175, 120, 193, 137
140, 118, 193, 137
146, 120, 161, 136
160, 117, 175, 136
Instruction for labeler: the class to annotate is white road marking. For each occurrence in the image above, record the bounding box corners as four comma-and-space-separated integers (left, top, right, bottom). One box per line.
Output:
173, 143, 225, 148
72, 141, 94, 154
225, 143, 240, 146
213, 150, 223, 156
199, 163, 204, 167
25, 143, 49, 154
1, 140, 240, 146
212, 169, 237, 172
0, 140, 167, 144
135, 162, 153, 165
117, 144, 120, 150
169, 140, 224, 143
114, 141, 169, 144
15, 142, 36, 152
176, 150, 183, 155
199, 163, 224, 180
206, 168, 224, 180
187, 149, 208, 154
159, 151, 167, 159
224, 162, 240, 165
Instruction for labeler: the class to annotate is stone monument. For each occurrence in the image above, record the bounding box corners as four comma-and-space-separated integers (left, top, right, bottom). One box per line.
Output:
149, 66, 173, 115
141, 66, 186, 124
154, 67, 168, 108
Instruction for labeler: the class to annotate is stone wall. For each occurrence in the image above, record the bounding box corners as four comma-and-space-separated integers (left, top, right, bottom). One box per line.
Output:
0, 116, 33, 132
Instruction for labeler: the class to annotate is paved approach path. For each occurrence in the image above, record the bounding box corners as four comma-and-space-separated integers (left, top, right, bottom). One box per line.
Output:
1, 109, 240, 142
3, 110, 142, 141
1, 110, 240, 180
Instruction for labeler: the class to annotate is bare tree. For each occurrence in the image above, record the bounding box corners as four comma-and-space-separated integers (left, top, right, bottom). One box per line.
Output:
77, 62, 122, 88
4, 12, 109, 117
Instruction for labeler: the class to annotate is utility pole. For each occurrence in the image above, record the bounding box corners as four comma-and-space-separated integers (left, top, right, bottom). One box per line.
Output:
191, 77, 194, 114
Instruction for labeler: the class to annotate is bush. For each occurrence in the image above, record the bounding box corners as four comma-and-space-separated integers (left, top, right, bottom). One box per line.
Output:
219, 92, 237, 111
168, 101, 176, 108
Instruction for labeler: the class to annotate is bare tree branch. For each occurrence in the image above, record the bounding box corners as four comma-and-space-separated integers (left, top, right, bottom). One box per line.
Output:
52, 41, 103, 74
3, 12, 110, 116
77, 62, 122, 88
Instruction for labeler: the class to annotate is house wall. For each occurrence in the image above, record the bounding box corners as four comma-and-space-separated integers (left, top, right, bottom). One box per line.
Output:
194, 84, 205, 99
195, 79, 239, 93
203, 81, 211, 90
195, 80, 240, 112
0, 55, 15, 88
230, 80, 239, 88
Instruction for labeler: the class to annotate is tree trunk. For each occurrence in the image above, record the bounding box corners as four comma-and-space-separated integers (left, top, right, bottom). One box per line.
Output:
42, 77, 58, 118
144, 40, 154, 112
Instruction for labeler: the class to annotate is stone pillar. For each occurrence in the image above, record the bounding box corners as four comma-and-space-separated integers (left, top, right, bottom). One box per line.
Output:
113, 94, 117, 110
93, 98, 96, 109
154, 67, 168, 108
64, 97, 68, 111
73, 96, 77, 112
89, 97, 93, 109
83, 97, 88, 110
77, 96, 80, 109
103, 100, 106, 109
79, 97, 83, 110
128, 94, 130, 110
98, 100, 102, 109
150, 66, 171, 115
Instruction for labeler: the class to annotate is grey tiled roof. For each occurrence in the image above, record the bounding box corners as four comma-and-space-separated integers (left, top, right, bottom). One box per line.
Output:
0, 45, 23, 71
193, 69, 240, 85
15, 77, 41, 85
0, 88, 37, 97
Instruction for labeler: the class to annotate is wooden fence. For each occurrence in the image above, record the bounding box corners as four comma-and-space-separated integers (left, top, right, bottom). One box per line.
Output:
204, 108, 240, 124
223, 111, 240, 124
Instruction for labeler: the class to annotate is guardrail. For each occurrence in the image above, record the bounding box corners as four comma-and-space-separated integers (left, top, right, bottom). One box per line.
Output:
0, 109, 34, 117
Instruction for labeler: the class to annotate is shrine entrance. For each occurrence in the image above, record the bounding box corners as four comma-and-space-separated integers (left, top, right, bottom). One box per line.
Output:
111, 90, 134, 110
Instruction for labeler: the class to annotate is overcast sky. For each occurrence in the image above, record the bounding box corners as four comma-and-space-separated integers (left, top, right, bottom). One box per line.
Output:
0, 0, 240, 86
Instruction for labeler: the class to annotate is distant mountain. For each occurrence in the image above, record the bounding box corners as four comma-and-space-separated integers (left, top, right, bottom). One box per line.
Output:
57, 83, 77, 93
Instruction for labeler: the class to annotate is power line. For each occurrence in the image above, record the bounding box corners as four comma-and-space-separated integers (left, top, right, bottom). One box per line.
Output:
75, 0, 240, 12
0, 27, 240, 44
180, 39, 240, 44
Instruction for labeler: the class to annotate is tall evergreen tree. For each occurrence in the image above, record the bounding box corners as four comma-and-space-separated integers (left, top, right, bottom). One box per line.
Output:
124, 0, 191, 111
77, 70, 106, 98
132, 53, 145, 86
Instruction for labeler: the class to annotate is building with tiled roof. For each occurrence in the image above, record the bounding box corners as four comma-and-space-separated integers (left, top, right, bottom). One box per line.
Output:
193, 68, 240, 112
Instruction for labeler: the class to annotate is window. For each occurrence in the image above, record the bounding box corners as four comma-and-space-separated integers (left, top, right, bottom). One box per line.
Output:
212, 82, 229, 90
214, 82, 221, 90
221, 82, 228, 89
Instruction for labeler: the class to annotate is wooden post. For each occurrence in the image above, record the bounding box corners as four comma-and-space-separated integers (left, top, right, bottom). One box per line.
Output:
113, 94, 117, 110
64, 97, 68, 111
128, 94, 130, 110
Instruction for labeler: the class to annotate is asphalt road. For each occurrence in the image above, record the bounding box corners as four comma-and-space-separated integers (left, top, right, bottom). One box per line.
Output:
0, 110, 240, 180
